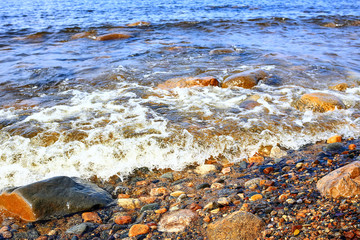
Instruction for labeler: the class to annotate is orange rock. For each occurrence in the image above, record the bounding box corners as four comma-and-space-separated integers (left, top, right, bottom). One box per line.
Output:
71, 31, 95, 40
136, 180, 148, 186
128, 224, 150, 237
204, 215, 211, 223
263, 167, 274, 174
155, 208, 168, 214
0, 191, 37, 221
189, 202, 202, 211
118, 194, 130, 199
114, 215, 132, 225
279, 193, 289, 202
158, 76, 219, 89
127, 21, 151, 27
150, 187, 168, 197
248, 156, 264, 164
250, 194, 263, 201
96, 33, 131, 41
222, 69, 268, 89
294, 92, 345, 112
327, 135, 342, 143
329, 83, 348, 91
317, 161, 360, 198
36, 236, 48, 240
349, 144, 356, 150
82, 212, 102, 224
139, 196, 156, 204
265, 186, 277, 192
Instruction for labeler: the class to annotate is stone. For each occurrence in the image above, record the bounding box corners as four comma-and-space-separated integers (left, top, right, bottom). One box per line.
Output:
0, 176, 113, 222
158, 76, 219, 89
239, 100, 261, 110
270, 146, 287, 158
349, 144, 356, 150
250, 194, 263, 201
66, 222, 97, 235
95, 33, 131, 41
150, 187, 168, 197
117, 198, 141, 210
327, 135, 342, 143
244, 178, 262, 188
221, 167, 231, 174
155, 208, 168, 214
222, 69, 268, 89
82, 212, 102, 224
206, 210, 265, 240
195, 164, 217, 175
158, 209, 198, 232
329, 83, 348, 91
160, 172, 173, 180
71, 31, 95, 40
326, 142, 344, 152
127, 21, 151, 27
209, 48, 235, 55
170, 191, 185, 197
248, 156, 264, 164
141, 203, 160, 212
114, 215, 132, 225
293, 92, 345, 112
317, 161, 360, 198
128, 224, 150, 237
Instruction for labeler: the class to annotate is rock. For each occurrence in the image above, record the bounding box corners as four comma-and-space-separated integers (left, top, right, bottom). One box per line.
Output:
248, 156, 264, 164
66, 222, 97, 235
195, 164, 217, 175
322, 22, 337, 28
293, 92, 345, 112
82, 212, 102, 224
170, 191, 185, 197
141, 203, 160, 212
114, 215, 132, 225
209, 48, 235, 55
158, 209, 198, 232
0, 176, 113, 222
222, 69, 268, 89
250, 194, 263, 201
329, 83, 348, 91
155, 208, 168, 214
244, 178, 262, 188
117, 198, 141, 210
317, 161, 360, 198
270, 146, 287, 158
127, 21, 151, 27
239, 100, 261, 110
158, 76, 219, 89
95, 33, 131, 41
206, 210, 265, 240
71, 31, 95, 40
349, 144, 356, 150
150, 187, 168, 197
326, 142, 344, 152
160, 172, 173, 180
327, 135, 342, 143
129, 224, 150, 237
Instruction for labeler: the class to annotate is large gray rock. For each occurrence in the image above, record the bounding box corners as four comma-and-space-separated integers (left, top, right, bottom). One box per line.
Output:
0, 176, 114, 221
206, 210, 265, 240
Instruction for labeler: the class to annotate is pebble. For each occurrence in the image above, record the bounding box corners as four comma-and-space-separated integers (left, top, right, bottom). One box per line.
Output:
141, 203, 160, 212
195, 164, 217, 175
128, 224, 150, 237
150, 187, 168, 197
286, 198, 295, 204
170, 191, 185, 197
160, 172, 173, 180
117, 198, 141, 210
82, 212, 102, 224
250, 194, 263, 201
244, 178, 262, 188
114, 215, 132, 225
158, 209, 198, 232
327, 135, 342, 143
196, 183, 211, 190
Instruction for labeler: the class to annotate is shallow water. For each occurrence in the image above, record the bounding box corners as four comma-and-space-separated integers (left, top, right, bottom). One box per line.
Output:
0, 0, 360, 186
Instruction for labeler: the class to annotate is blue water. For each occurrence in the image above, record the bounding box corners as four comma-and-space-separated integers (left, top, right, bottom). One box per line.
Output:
0, 0, 359, 186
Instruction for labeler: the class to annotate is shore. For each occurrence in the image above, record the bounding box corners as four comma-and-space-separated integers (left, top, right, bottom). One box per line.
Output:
0, 136, 360, 240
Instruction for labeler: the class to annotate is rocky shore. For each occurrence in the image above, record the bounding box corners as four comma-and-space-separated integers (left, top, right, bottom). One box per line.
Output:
0, 135, 359, 240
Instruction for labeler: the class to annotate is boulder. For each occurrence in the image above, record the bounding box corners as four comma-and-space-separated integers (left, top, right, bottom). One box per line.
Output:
206, 210, 265, 240
127, 21, 151, 27
294, 92, 345, 112
0, 176, 113, 222
209, 48, 235, 55
96, 33, 131, 41
317, 161, 360, 198
158, 76, 219, 89
158, 209, 198, 232
222, 69, 268, 89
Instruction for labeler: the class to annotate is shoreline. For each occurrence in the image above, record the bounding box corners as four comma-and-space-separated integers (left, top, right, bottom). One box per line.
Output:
0, 135, 360, 239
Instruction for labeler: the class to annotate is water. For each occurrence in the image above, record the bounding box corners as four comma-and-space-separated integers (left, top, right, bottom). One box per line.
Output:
0, 0, 359, 187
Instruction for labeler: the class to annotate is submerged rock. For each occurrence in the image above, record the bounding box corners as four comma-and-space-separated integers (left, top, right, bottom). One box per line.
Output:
158, 76, 219, 89
329, 83, 348, 91
222, 69, 268, 89
209, 48, 235, 55
71, 31, 96, 40
206, 210, 265, 240
0, 176, 113, 222
293, 92, 345, 112
158, 209, 198, 232
95, 33, 131, 41
317, 161, 360, 198
127, 21, 151, 27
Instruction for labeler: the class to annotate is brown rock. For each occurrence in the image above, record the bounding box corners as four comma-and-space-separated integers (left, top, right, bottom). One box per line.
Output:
114, 215, 132, 225
150, 187, 168, 197
71, 31, 95, 40
349, 144, 356, 150
127, 21, 151, 27
209, 48, 235, 55
158, 209, 198, 232
322, 22, 337, 28
316, 161, 360, 198
129, 224, 150, 237
327, 135, 342, 143
158, 76, 219, 89
82, 212, 102, 224
239, 100, 261, 110
222, 69, 268, 89
294, 92, 345, 112
117, 194, 130, 199
96, 33, 131, 41
329, 83, 348, 91
248, 156, 264, 164
206, 210, 265, 240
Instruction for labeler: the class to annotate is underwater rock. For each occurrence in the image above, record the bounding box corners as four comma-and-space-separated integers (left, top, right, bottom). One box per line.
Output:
222, 69, 268, 89
158, 209, 198, 232
294, 92, 345, 112
96, 33, 131, 41
0, 176, 113, 222
158, 76, 219, 89
127, 21, 151, 27
209, 48, 235, 55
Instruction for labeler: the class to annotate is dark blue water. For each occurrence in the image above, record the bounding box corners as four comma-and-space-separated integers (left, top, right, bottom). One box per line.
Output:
0, 0, 359, 186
